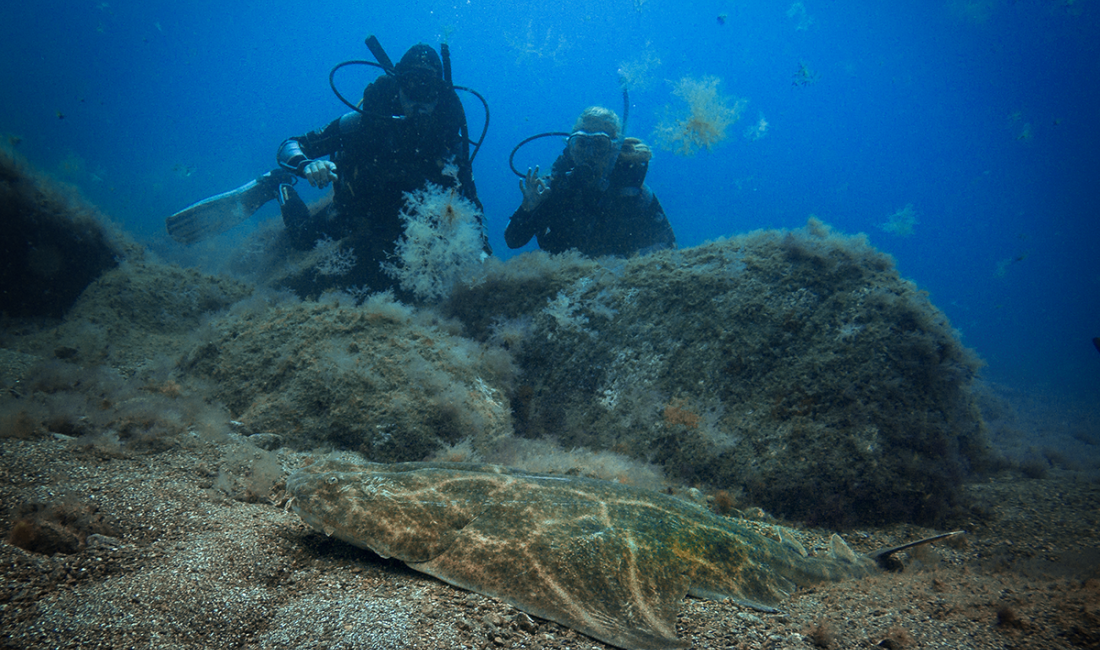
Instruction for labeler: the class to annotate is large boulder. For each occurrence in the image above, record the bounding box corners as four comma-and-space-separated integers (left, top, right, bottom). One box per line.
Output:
0, 148, 134, 318
8, 261, 253, 371
182, 292, 516, 460
446, 219, 990, 526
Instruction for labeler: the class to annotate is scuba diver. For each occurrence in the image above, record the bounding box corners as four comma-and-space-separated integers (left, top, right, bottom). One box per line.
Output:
165, 37, 488, 297
505, 106, 675, 258
277, 43, 484, 250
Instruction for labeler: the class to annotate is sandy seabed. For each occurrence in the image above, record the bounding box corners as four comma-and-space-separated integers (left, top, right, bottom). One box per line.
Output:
1, 433, 1097, 650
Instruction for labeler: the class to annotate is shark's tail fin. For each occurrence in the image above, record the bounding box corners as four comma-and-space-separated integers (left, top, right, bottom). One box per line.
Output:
867, 531, 964, 571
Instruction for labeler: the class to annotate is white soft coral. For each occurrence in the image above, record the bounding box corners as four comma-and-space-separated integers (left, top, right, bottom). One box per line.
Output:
382, 166, 485, 301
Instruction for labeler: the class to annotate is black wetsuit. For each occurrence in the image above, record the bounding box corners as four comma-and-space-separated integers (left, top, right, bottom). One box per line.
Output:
504, 150, 676, 257
277, 74, 483, 292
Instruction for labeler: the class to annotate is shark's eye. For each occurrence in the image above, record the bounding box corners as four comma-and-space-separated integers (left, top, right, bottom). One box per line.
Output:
326, 476, 339, 485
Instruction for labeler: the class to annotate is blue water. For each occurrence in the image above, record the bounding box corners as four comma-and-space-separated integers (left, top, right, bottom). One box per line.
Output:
2, 0, 1098, 406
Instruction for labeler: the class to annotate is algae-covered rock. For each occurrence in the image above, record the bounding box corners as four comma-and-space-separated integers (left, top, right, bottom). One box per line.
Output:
183, 293, 515, 460
447, 220, 989, 526
6, 260, 253, 373
0, 147, 138, 319
67, 261, 254, 336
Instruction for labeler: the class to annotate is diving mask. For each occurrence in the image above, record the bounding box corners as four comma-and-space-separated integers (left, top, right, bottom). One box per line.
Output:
567, 130, 621, 190
568, 131, 616, 161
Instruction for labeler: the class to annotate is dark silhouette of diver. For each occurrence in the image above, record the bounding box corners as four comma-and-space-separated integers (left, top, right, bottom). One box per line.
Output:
272, 42, 488, 294
165, 36, 488, 297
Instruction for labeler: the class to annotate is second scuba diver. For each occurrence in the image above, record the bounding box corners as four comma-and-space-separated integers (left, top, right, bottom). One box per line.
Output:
505, 106, 676, 258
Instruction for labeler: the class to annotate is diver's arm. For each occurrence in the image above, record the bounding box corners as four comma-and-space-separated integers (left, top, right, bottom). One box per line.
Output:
277, 114, 356, 186
504, 167, 553, 249
277, 141, 336, 188
278, 138, 337, 187
640, 190, 677, 252
276, 138, 311, 175
519, 166, 550, 212
504, 204, 545, 249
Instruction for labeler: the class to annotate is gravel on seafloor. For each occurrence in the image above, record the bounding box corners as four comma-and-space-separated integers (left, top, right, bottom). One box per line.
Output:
1, 437, 1097, 650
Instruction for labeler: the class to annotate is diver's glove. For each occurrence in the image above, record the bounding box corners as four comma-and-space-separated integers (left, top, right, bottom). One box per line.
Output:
302, 160, 339, 188
519, 166, 550, 212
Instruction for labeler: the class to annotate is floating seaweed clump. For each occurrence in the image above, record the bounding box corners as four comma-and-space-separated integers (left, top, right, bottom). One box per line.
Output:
880, 203, 920, 237
655, 76, 745, 156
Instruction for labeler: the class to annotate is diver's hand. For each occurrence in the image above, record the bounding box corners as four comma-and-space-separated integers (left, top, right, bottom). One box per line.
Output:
303, 161, 338, 188
520, 166, 550, 212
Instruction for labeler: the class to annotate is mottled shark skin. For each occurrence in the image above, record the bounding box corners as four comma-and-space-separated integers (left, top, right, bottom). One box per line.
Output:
286, 460, 890, 650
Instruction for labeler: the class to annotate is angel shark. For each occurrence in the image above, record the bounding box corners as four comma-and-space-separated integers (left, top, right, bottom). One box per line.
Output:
286, 460, 957, 650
